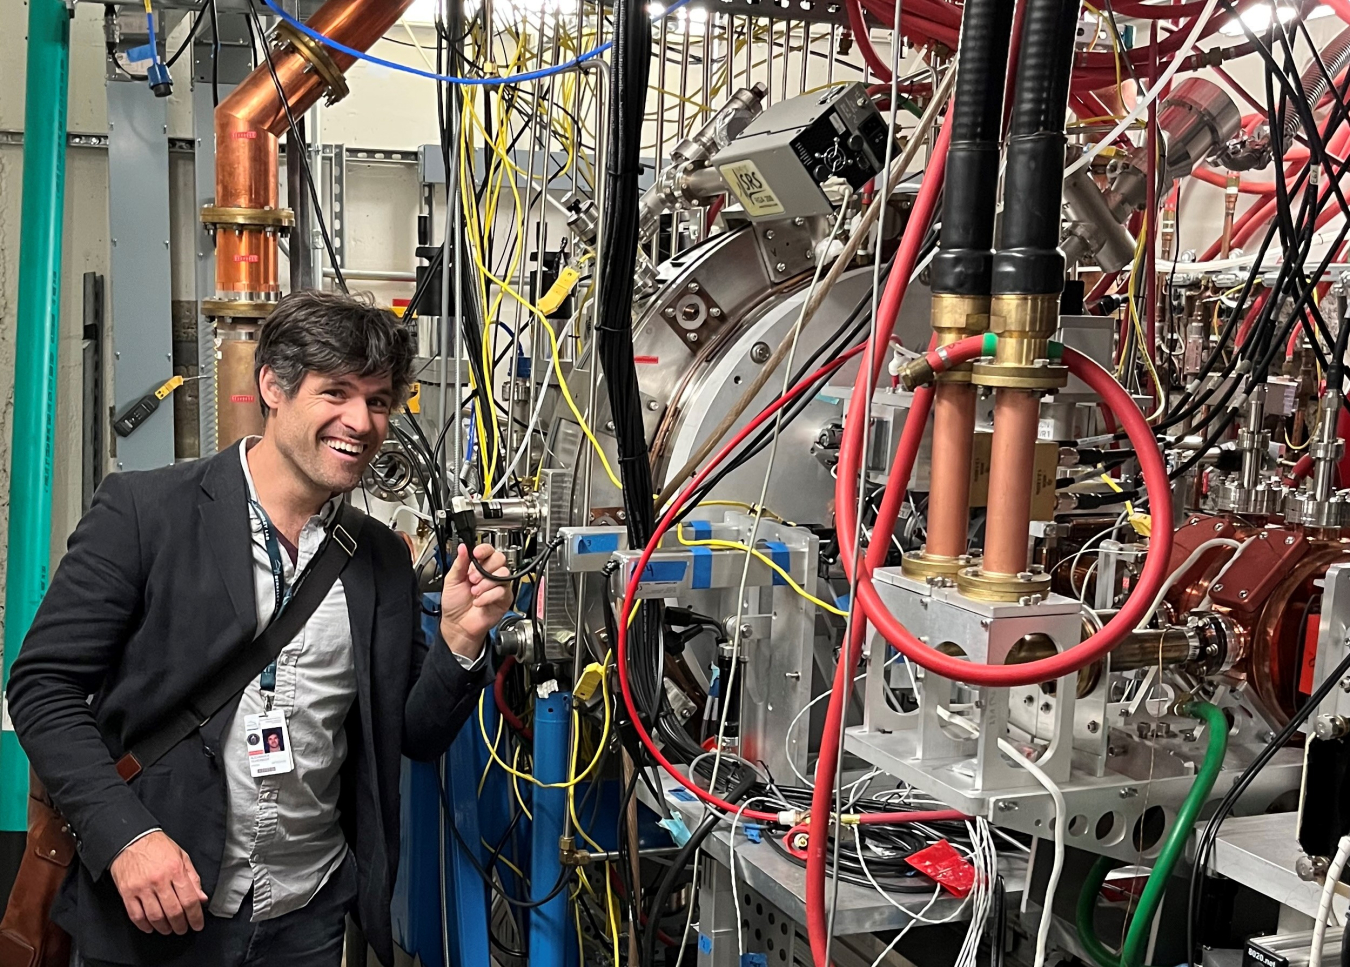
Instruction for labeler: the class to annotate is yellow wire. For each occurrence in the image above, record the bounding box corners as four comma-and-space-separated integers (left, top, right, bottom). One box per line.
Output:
511, 744, 534, 820
675, 525, 848, 616
479, 711, 505, 797
477, 652, 612, 787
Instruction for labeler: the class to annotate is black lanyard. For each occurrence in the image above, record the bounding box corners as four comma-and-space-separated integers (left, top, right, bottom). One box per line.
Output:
249, 499, 296, 704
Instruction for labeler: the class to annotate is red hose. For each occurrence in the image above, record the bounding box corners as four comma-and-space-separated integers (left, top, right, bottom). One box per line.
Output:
494, 655, 533, 740
613, 346, 868, 825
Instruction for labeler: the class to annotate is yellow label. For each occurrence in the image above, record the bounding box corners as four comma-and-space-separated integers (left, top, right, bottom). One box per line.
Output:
407, 382, 422, 414
537, 266, 582, 315
718, 159, 786, 217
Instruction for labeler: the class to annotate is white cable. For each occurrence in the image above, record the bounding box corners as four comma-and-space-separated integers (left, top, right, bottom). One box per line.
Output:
1065, 0, 1221, 177
786, 652, 902, 786
729, 795, 780, 957
868, 884, 945, 967
1311, 834, 1350, 967
1139, 537, 1241, 625
488, 313, 578, 496
998, 739, 1065, 967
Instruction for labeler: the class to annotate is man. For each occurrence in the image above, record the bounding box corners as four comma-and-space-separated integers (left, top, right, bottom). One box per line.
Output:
8, 290, 509, 967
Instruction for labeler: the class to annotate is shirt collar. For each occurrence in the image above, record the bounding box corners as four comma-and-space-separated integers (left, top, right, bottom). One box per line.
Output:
238, 437, 341, 527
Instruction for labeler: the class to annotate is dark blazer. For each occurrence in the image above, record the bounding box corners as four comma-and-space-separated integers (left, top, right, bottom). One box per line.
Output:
7, 448, 488, 966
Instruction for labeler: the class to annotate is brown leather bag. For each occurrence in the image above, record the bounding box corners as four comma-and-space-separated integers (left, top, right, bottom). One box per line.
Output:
0, 773, 74, 967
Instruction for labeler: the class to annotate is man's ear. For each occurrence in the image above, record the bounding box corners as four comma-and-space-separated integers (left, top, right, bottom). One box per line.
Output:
258, 365, 287, 414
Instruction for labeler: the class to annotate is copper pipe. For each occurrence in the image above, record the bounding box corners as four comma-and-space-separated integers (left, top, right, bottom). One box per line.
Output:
982, 389, 1041, 575
216, 331, 265, 443
211, 0, 414, 450
926, 383, 977, 559
1109, 626, 1197, 671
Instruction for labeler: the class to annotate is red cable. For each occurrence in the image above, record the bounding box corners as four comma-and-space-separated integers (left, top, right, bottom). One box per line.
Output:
494, 655, 533, 740
613, 346, 867, 825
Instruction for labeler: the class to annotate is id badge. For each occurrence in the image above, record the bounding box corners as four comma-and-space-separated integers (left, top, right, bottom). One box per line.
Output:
244, 710, 294, 777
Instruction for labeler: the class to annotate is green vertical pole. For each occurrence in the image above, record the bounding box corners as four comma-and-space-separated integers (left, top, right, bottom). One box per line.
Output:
0, 0, 71, 833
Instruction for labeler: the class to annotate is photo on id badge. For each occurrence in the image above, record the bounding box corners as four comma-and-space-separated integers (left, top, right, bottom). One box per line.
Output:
245, 711, 294, 776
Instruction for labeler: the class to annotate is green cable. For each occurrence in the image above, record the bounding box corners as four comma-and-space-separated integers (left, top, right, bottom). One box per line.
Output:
1075, 701, 1230, 967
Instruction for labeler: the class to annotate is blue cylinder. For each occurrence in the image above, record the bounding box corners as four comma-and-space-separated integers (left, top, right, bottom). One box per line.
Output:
530, 690, 572, 967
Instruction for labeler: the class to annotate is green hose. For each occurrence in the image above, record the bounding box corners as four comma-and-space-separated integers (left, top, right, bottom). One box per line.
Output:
1075, 701, 1229, 967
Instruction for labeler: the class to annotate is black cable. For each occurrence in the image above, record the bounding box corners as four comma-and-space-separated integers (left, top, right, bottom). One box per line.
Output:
441, 787, 573, 909
208, 0, 220, 107
164, 0, 211, 68
640, 771, 757, 966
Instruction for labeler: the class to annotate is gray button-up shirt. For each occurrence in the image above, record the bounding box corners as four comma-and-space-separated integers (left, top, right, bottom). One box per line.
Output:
209, 440, 357, 921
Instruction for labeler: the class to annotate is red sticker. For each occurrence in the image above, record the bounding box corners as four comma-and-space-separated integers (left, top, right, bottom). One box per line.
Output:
232, 130, 257, 139
230, 394, 256, 403
634, 355, 660, 364
905, 840, 975, 897
233, 254, 259, 263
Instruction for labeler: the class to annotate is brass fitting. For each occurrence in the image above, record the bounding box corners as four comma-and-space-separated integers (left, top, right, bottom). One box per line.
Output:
901, 549, 978, 578
898, 355, 936, 391
971, 293, 1068, 391
955, 565, 1052, 602
930, 294, 991, 383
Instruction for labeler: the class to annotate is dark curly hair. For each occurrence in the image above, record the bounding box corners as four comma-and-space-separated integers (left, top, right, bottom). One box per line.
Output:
253, 290, 415, 417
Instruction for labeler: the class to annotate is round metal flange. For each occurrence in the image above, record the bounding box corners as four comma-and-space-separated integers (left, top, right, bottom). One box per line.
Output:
1284, 489, 1350, 529
900, 549, 974, 579
201, 298, 278, 319
200, 206, 296, 230
274, 21, 350, 106
955, 566, 1052, 602
969, 361, 1069, 390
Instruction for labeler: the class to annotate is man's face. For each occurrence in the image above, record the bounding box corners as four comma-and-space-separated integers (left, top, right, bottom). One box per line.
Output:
259, 367, 395, 496
266, 734, 281, 751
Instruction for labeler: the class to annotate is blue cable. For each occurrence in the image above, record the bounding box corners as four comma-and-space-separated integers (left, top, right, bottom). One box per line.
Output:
259, 0, 692, 87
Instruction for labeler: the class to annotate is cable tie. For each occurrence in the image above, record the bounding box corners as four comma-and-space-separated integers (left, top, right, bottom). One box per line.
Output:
1236, 359, 1252, 374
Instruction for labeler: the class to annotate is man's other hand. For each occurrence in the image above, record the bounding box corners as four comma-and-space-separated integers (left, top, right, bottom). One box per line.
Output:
440, 542, 511, 659
108, 830, 208, 935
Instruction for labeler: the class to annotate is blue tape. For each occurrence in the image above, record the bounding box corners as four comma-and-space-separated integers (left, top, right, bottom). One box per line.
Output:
669, 788, 696, 803
640, 559, 688, 585
691, 546, 713, 589
688, 520, 713, 540
699, 936, 713, 956
658, 815, 693, 847
741, 954, 769, 967
765, 541, 790, 586
743, 824, 762, 844
126, 43, 155, 64
574, 532, 620, 555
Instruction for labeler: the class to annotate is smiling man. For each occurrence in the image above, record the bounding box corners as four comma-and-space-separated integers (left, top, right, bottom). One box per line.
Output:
7, 290, 509, 967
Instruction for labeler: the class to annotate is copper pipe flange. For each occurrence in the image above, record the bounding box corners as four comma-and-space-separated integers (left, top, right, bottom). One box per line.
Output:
955, 566, 1052, 602
202, 298, 278, 319
969, 360, 1069, 390
201, 206, 296, 231
901, 549, 977, 579
274, 21, 351, 106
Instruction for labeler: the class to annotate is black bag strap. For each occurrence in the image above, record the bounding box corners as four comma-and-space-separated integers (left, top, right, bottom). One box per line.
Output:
115, 502, 366, 781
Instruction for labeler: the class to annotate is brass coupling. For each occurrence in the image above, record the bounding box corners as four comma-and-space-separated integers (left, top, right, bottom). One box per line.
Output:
955, 565, 1053, 602
929, 294, 990, 383
901, 549, 978, 579
971, 293, 1067, 391
200, 206, 296, 233
274, 21, 351, 107
201, 298, 279, 320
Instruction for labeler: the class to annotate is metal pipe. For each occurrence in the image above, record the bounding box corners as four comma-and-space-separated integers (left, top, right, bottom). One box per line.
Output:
209, 0, 416, 451
925, 384, 978, 560
529, 690, 572, 967
321, 266, 416, 281
0, 0, 70, 834
1109, 626, 1198, 671
981, 390, 1041, 576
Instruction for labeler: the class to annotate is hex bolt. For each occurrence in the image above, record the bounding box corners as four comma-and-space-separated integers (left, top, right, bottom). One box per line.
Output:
750, 342, 771, 363
646, 400, 659, 411
996, 800, 1017, 812
1238, 590, 1248, 599
1214, 522, 1224, 531
1297, 853, 1331, 881
687, 282, 701, 293
765, 230, 775, 240
793, 217, 805, 226
775, 262, 787, 272
1120, 787, 1138, 798
1212, 583, 1224, 592
1287, 535, 1297, 544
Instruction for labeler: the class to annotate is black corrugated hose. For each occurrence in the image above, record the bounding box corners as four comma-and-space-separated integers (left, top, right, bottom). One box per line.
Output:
991, 0, 1083, 296
929, 0, 1015, 296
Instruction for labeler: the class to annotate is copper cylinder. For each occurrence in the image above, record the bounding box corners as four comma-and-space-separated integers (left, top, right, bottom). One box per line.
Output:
982, 389, 1042, 575
926, 383, 978, 559
215, 228, 283, 295
1109, 626, 1196, 671
217, 327, 265, 445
